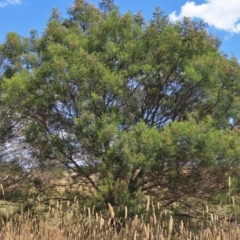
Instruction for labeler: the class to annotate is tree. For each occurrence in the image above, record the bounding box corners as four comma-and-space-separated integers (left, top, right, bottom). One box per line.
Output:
2, 0, 240, 212
0, 30, 43, 202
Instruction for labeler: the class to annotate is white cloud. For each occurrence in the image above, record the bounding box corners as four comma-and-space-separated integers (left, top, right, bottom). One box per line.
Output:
169, 0, 240, 33
0, 0, 21, 7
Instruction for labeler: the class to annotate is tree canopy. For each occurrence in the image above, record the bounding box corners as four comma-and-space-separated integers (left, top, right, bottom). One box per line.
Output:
1, 0, 240, 212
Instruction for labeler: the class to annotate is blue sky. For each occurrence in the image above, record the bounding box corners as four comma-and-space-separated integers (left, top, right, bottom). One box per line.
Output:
1, 0, 240, 59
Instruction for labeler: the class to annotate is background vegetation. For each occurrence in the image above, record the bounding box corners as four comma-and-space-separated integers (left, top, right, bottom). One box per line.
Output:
1, 0, 240, 238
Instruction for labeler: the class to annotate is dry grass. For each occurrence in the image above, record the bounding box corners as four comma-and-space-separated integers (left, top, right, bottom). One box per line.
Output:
0, 198, 239, 240
0, 174, 239, 239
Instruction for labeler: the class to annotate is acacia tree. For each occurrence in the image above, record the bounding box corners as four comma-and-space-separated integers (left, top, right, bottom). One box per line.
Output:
0, 33, 37, 201
2, 0, 240, 210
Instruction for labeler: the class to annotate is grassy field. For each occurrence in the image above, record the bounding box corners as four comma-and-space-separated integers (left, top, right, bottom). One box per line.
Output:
0, 196, 240, 240
0, 172, 239, 239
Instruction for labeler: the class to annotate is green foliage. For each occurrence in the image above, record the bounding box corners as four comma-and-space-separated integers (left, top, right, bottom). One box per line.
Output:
1, 0, 240, 213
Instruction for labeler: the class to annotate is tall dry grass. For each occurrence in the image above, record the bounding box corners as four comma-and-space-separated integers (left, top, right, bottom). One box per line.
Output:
0, 197, 239, 240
